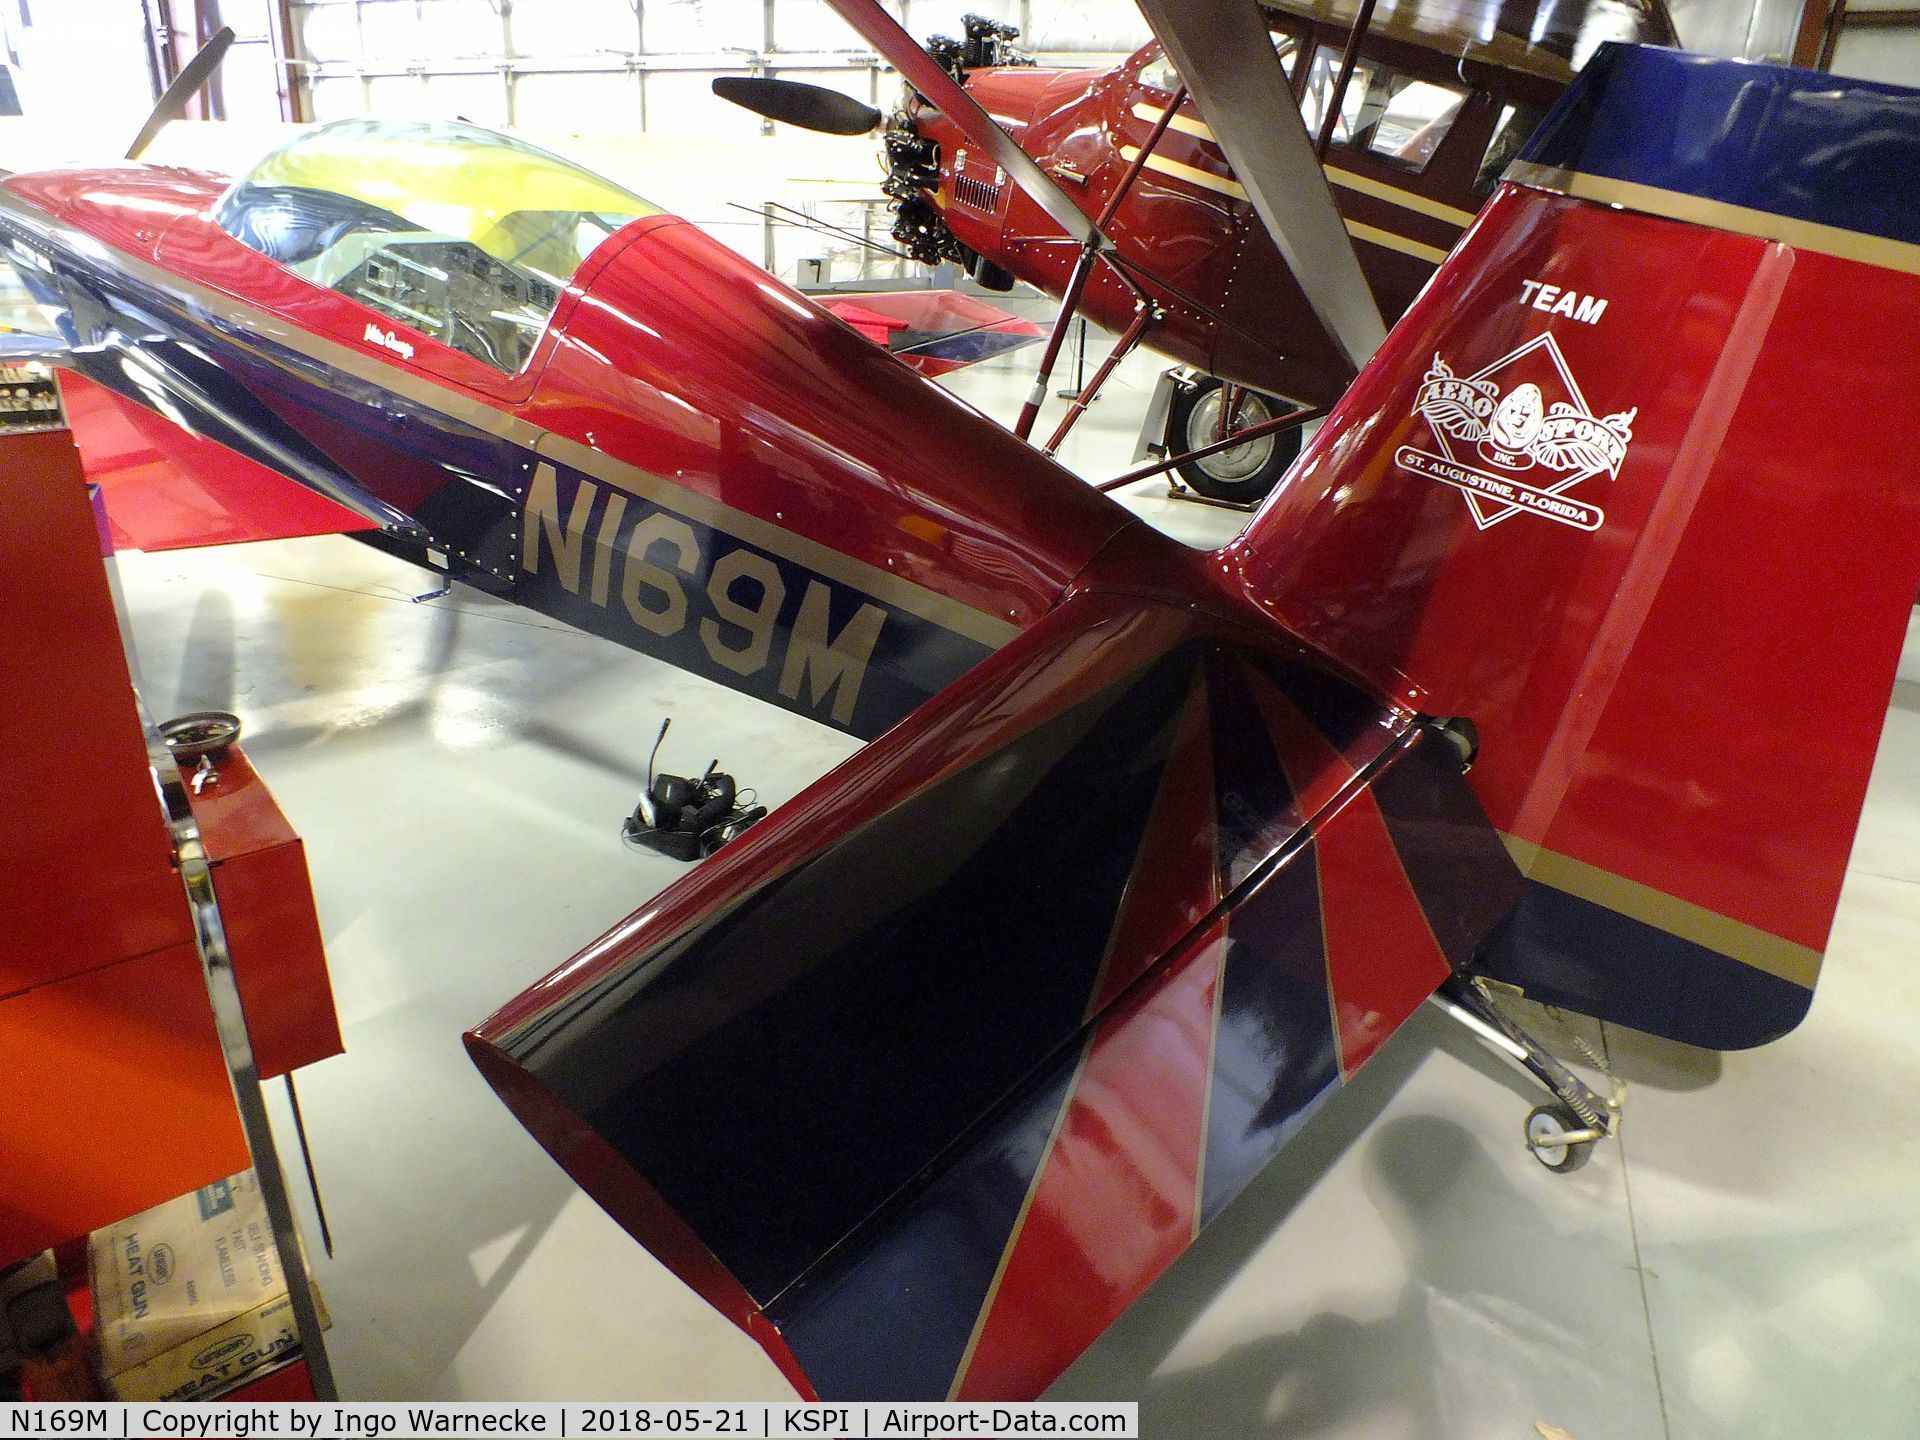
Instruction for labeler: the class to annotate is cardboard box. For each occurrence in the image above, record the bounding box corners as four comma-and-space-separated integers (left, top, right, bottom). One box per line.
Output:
89, 1170, 327, 1400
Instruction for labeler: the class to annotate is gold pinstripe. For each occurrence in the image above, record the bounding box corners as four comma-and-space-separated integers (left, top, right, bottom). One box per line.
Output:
1505, 161, 1920, 279
1129, 100, 1220, 145
1323, 166, 1476, 228
943, 1037, 1094, 1400
1498, 832, 1822, 990
1192, 928, 1230, 1239
1343, 218, 1449, 264
1123, 109, 1476, 229
1117, 145, 1247, 200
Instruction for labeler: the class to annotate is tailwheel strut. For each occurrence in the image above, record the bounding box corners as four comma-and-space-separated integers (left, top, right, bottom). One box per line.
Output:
1429, 975, 1620, 1174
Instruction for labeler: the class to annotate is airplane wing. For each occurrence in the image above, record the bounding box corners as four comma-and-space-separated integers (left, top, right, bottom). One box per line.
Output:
0, 303, 404, 550
59, 371, 378, 552
0, 331, 65, 360
820, 290, 1044, 377
52, 330, 424, 544
815, 0, 1385, 377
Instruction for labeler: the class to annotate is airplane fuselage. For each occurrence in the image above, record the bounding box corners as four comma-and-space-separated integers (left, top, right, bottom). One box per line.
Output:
894, 22, 1565, 406
0, 164, 1169, 738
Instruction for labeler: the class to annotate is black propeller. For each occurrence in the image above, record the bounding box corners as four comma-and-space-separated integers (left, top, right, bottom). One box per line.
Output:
127, 26, 236, 161
711, 76, 884, 136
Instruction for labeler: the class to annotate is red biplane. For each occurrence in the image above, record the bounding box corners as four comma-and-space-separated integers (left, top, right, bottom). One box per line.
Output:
720, 0, 1675, 499
4, 5, 1919, 1406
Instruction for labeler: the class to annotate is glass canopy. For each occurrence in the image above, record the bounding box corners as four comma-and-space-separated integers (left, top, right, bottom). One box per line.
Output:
217, 119, 661, 373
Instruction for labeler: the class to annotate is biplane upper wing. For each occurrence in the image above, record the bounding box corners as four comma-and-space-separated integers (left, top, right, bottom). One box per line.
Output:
818, 0, 1388, 375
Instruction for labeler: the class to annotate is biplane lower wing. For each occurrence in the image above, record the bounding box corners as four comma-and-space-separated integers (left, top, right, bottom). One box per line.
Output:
468, 587, 1521, 1401
820, 290, 1044, 378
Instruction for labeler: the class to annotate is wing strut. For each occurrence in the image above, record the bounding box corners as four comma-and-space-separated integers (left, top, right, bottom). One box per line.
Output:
825, 0, 1095, 245
1313, 0, 1381, 161
1013, 86, 1188, 443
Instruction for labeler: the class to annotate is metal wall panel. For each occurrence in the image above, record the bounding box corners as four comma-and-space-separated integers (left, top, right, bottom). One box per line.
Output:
286, 0, 1147, 131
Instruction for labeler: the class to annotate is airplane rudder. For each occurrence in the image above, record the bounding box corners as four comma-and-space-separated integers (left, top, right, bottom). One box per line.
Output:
1228, 45, 1920, 1046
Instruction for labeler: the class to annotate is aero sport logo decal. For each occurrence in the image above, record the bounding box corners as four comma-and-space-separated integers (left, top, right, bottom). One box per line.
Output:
1395, 332, 1635, 532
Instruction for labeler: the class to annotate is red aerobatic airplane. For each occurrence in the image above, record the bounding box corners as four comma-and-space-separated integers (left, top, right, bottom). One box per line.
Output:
5, 2, 1919, 1405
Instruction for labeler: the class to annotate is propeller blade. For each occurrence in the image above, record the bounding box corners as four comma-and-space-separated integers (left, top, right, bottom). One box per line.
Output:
1134, 0, 1385, 372
127, 25, 235, 161
821, 0, 1096, 246
712, 76, 884, 136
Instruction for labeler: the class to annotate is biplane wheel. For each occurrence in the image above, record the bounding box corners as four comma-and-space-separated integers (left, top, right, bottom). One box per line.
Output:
1525, 1103, 1594, 1174
1170, 376, 1303, 504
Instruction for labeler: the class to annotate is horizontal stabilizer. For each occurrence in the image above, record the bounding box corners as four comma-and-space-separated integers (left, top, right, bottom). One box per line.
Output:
469, 589, 1519, 1399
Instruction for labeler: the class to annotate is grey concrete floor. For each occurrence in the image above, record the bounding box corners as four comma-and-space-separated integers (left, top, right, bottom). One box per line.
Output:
111, 343, 1920, 1438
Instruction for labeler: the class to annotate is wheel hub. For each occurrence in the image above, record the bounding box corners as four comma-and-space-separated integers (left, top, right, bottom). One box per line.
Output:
1188, 388, 1277, 482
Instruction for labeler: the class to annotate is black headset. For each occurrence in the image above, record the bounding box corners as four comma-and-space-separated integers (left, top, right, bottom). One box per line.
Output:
624, 719, 767, 861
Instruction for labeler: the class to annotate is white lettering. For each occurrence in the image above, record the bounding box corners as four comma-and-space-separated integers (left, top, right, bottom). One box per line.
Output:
1519, 279, 1608, 325
362, 322, 416, 360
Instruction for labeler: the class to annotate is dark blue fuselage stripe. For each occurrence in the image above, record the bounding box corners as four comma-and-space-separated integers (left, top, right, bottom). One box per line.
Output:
8, 215, 993, 737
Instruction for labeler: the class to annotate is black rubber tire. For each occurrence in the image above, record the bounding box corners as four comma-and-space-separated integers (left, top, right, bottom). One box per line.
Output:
1525, 1103, 1595, 1174
1169, 376, 1304, 504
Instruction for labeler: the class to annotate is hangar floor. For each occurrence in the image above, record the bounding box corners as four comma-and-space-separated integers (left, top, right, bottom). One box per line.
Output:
111, 345, 1920, 1440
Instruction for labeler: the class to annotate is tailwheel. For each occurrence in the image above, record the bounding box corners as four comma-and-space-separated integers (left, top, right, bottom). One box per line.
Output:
1430, 976, 1622, 1177
1525, 1103, 1597, 1174
1169, 375, 1303, 504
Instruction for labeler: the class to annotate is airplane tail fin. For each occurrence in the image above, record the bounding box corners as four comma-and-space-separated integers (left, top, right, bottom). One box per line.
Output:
1229, 44, 1920, 1048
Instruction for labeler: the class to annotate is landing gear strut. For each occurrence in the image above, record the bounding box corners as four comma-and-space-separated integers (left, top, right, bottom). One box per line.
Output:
1429, 975, 1619, 1173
